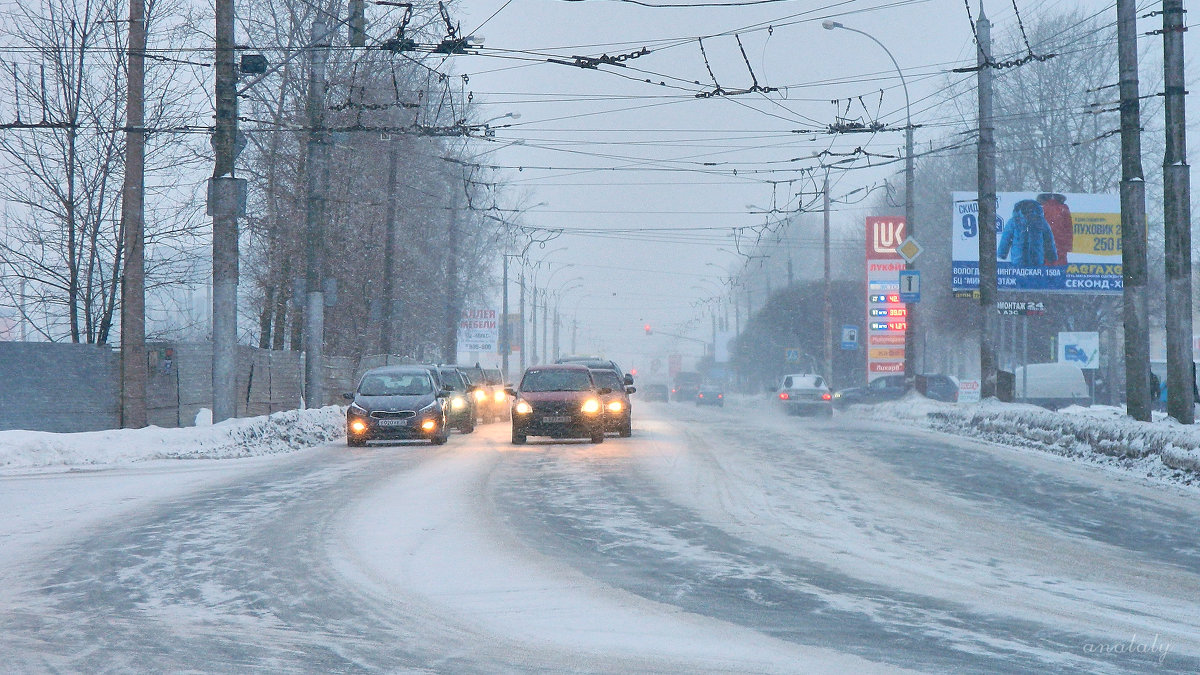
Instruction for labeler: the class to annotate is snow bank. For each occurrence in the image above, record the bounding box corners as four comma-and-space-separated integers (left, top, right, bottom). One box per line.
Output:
0, 406, 345, 472
867, 394, 1200, 485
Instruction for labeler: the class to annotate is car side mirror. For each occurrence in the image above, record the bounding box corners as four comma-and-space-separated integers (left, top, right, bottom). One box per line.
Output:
504, 386, 517, 397
342, 392, 355, 401
623, 374, 634, 386
625, 386, 636, 395
438, 386, 453, 397
598, 387, 613, 395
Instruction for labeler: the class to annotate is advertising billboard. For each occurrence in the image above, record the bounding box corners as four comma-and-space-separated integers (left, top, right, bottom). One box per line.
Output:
865, 217, 906, 382
458, 308, 499, 352
951, 191, 1121, 294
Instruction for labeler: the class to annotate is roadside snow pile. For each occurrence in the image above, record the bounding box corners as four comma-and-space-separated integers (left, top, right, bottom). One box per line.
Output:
870, 394, 1200, 483
0, 406, 345, 472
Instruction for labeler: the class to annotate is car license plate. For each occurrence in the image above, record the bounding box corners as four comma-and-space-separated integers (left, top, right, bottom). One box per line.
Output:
377, 419, 408, 427
542, 415, 571, 423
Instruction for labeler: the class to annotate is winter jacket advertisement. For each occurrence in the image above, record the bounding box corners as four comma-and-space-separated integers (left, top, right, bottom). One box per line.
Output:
950, 191, 1121, 295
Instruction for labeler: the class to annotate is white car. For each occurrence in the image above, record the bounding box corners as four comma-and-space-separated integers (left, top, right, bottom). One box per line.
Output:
776, 373, 833, 417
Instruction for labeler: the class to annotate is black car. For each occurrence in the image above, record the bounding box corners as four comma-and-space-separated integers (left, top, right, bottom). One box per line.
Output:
590, 368, 634, 437
343, 366, 451, 446
695, 385, 724, 407
832, 373, 958, 409
435, 365, 477, 433
556, 355, 634, 387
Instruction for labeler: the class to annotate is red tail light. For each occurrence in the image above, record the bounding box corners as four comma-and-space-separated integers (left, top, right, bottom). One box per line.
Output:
698, 393, 704, 398
779, 392, 790, 400
717, 394, 723, 398
821, 393, 832, 401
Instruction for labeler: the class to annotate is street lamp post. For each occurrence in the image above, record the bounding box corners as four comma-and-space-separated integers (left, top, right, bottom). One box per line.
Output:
824, 20, 916, 379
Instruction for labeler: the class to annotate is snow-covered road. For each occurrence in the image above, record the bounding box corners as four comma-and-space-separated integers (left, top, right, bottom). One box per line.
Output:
1, 400, 1197, 672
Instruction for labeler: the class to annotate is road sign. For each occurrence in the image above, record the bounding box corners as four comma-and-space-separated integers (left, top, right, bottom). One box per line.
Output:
841, 325, 859, 350
896, 236, 923, 263
1057, 331, 1099, 369
785, 348, 801, 363
898, 270, 921, 303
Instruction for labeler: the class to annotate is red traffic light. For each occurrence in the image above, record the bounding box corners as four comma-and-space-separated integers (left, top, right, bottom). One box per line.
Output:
643, 323, 652, 335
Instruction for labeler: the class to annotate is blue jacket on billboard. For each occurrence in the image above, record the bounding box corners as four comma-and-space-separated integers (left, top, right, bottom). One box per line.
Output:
998, 199, 1058, 267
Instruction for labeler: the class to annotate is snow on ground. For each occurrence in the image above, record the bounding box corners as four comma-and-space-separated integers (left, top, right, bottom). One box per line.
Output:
0, 406, 345, 473
331, 424, 906, 674
867, 394, 1200, 487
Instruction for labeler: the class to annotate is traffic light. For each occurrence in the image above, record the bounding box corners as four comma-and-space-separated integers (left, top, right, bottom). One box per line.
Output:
643, 323, 652, 335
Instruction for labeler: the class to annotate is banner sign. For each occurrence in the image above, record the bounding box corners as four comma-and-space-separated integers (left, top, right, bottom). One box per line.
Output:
951, 191, 1121, 294
1058, 331, 1100, 370
865, 217, 907, 382
458, 308, 499, 352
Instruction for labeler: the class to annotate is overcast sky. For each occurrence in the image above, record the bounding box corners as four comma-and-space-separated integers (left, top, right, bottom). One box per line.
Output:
439, 0, 1159, 376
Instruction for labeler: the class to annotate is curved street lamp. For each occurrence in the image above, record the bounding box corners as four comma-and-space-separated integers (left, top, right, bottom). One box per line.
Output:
824, 19, 917, 381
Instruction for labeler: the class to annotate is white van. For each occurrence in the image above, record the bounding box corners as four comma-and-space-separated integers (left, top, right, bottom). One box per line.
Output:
1013, 362, 1091, 410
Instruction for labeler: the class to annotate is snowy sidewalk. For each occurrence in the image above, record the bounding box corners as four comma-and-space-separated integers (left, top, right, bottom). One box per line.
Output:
0, 407, 345, 472
868, 395, 1200, 487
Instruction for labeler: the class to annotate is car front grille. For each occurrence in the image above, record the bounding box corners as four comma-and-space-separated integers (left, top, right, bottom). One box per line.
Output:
370, 410, 417, 419
531, 401, 575, 416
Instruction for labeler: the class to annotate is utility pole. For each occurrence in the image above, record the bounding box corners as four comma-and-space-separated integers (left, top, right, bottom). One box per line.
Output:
542, 290, 548, 363
976, 6, 998, 398
901, 92, 916, 379
443, 208, 460, 363
571, 318, 577, 354
1118, 0, 1151, 421
120, 0, 147, 428
530, 284, 538, 365
501, 253, 510, 377
302, 20, 329, 408
518, 268, 526, 371
380, 140, 400, 355
553, 305, 560, 360
1163, 0, 1194, 423
211, 0, 240, 422
823, 172, 833, 385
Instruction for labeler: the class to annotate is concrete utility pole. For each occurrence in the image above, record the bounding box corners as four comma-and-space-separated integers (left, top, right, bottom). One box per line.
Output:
1118, 0, 1152, 421
120, 0, 147, 428
443, 208, 460, 363
530, 284, 538, 365
1163, 0, 1194, 423
823, 172, 833, 385
380, 141, 400, 355
211, 0, 240, 422
501, 253, 510, 377
302, 20, 329, 408
518, 268, 526, 371
976, 6, 998, 398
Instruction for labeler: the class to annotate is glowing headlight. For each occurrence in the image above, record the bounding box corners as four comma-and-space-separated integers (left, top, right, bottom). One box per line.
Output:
473, 389, 487, 402
451, 396, 466, 410
607, 400, 623, 413
494, 390, 506, 403
349, 420, 367, 434
420, 419, 437, 432
581, 398, 601, 414
514, 400, 533, 415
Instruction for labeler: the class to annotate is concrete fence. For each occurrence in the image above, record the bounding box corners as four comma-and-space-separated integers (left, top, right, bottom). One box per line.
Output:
0, 341, 359, 432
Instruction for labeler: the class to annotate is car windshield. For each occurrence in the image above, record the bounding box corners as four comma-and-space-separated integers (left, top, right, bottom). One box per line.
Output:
438, 370, 464, 391
521, 369, 593, 392
358, 372, 433, 396
591, 370, 623, 389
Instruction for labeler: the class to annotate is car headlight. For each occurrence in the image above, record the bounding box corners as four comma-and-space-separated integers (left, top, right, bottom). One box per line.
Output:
581, 398, 601, 414
832, 392, 842, 399
607, 400, 623, 413
494, 390, 506, 403
349, 419, 367, 434
514, 400, 533, 415
451, 396, 466, 410
420, 419, 438, 432
348, 403, 369, 417
473, 389, 487, 402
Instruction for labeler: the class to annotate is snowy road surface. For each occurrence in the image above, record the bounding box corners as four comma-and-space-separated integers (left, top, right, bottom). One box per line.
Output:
1, 400, 1198, 673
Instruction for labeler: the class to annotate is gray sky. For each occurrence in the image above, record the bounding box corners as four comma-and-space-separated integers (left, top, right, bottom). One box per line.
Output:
447, 0, 1148, 375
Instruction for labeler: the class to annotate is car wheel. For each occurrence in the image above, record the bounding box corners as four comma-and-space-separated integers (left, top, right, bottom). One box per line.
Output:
461, 417, 475, 434
430, 433, 448, 446
619, 417, 632, 437
511, 429, 526, 445
591, 430, 605, 444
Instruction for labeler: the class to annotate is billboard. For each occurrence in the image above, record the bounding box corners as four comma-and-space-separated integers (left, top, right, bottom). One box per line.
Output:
458, 308, 499, 352
865, 217, 906, 382
951, 191, 1121, 294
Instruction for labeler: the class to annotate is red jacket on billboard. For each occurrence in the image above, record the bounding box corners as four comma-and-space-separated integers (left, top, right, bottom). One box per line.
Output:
1037, 193, 1072, 266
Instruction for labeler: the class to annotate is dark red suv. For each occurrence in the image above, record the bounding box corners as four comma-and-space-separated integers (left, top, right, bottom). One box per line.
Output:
507, 364, 612, 444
